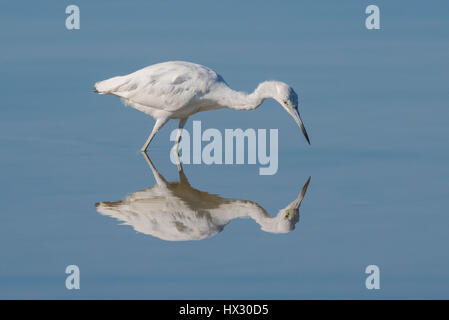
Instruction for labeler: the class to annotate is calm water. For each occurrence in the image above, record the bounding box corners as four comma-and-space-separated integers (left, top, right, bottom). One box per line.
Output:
1, 1, 448, 299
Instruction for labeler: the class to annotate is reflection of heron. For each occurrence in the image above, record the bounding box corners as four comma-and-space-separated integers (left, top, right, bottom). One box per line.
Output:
94, 61, 310, 152
95, 153, 311, 241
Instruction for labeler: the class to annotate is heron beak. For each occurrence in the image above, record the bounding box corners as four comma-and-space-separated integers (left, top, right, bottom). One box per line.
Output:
290, 109, 310, 145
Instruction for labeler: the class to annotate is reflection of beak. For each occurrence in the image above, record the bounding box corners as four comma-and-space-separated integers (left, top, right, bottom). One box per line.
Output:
290, 109, 311, 145
290, 176, 311, 209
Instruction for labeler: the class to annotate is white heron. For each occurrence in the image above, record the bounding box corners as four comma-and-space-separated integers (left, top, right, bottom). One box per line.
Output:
94, 61, 310, 152
95, 153, 311, 241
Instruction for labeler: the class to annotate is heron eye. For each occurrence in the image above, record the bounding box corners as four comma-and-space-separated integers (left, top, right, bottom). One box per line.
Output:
283, 100, 288, 105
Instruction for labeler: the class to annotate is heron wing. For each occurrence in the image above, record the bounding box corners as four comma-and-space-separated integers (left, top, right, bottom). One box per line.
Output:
102, 61, 221, 112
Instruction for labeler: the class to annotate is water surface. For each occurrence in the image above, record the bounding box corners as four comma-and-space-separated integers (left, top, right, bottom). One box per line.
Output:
1, 0, 448, 298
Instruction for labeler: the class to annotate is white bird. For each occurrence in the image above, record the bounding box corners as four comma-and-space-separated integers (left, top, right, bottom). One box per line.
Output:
95, 153, 311, 241
94, 61, 310, 152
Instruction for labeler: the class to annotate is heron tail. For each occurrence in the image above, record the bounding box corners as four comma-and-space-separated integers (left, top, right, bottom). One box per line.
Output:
94, 76, 130, 95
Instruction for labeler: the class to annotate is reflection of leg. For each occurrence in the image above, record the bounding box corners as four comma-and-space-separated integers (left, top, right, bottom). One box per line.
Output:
178, 164, 190, 186
171, 118, 187, 171
141, 118, 168, 152
140, 152, 168, 187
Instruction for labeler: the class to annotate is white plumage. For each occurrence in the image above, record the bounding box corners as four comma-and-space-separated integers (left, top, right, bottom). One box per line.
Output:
95, 154, 311, 241
94, 61, 310, 152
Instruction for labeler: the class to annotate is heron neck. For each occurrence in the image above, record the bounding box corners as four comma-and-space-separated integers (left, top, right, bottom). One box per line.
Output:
218, 81, 277, 110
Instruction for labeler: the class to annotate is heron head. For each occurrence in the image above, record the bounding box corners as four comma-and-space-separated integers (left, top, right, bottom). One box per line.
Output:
272, 82, 311, 145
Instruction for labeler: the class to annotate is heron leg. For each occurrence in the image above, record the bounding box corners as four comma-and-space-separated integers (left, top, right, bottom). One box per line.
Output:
171, 118, 188, 170
176, 118, 187, 144
140, 118, 168, 152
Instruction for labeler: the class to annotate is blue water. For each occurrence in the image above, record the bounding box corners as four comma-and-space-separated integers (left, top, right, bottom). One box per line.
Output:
1, 0, 448, 299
